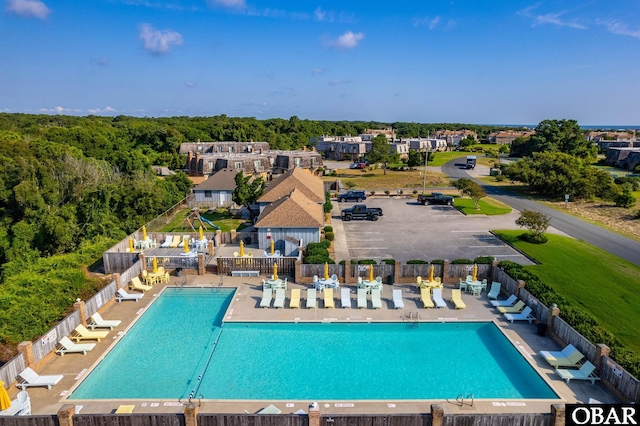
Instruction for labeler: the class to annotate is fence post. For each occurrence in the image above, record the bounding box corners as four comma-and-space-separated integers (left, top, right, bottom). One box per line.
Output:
57, 404, 76, 426
344, 259, 352, 284
139, 253, 146, 273
442, 260, 450, 284
308, 402, 320, 426
215, 229, 221, 247
431, 404, 445, 426
551, 404, 565, 426
230, 230, 237, 243
594, 344, 611, 372
197, 254, 205, 275
114, 273, 122, 289
294, 259, 302, 283
548, 303, 560, 335
394, 260, 401, 284
74, 299, 87, 327
516, 279, 526, 298
184, 402, 198, 426
17, 342, 35, 369
491, 258, 498, 281
208, 240, 215, 256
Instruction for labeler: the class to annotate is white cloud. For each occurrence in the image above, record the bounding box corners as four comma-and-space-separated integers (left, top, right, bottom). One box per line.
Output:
139, 23, 183, 54
184, 82, 197, 88
329, 31, 364, 49
413, 15, 441, 30
88, 106, 117, 114
6, 0, 51, 19
208, 0, 245, 9
39, 106, 71, 114
328, 79, 352, 86
312, 68, 327, 76
597, 19, 640, 39
534, 13, 586, 29
315, 7, 334, 22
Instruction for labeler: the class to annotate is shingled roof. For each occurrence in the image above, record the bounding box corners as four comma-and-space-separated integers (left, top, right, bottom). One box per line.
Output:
254, 188, 324, 228
257, 168, 324, 203
192, 168, 238, 191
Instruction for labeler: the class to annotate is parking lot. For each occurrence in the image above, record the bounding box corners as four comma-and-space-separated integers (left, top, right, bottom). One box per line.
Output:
332, 197, 535, 264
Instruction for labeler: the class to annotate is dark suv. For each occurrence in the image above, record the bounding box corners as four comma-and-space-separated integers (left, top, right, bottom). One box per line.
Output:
337, 190, 366, 202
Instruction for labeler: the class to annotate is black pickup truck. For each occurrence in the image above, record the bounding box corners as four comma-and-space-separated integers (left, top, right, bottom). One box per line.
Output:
341, 204, 383, 221
417, 192, 454, 206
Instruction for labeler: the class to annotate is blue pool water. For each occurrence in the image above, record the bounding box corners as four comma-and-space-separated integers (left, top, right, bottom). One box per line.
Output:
70, 288, 558, 400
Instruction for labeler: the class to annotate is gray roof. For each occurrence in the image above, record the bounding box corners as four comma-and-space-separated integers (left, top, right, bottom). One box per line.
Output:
193, 168, 238, 191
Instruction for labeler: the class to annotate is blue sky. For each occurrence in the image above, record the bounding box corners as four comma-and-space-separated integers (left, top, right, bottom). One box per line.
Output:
1, 0, 639, 125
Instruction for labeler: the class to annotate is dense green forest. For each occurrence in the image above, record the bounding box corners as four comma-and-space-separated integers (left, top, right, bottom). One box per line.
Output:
0, 113, 524, 359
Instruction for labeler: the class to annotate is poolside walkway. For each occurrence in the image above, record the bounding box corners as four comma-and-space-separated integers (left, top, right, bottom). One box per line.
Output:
21, 273, 618, 416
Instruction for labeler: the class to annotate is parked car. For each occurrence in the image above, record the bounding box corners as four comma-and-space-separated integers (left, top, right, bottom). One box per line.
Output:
337, 190, 366, 202
341, 204, 383, 221
417, 192, 454, 206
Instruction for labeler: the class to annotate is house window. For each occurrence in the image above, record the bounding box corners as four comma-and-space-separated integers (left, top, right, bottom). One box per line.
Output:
235, 162, 243, 170
204, 191, 212, 198
310, 157, 317, 166
294, 158, 301, 167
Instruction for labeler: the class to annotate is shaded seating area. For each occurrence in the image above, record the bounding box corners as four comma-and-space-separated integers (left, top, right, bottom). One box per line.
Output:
16, 368, 63, 391
555, 361, 600, 384
540, 344, 585, 368
56, 336, 96, 356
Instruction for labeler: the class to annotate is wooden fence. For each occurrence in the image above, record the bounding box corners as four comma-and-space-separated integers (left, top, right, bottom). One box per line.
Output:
217, 256, 297, 276
401, 263, 444, 280
600, 355, 640, 403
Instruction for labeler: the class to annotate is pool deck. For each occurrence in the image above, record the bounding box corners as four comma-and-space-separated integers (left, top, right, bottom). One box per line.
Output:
21, 273, 618, 417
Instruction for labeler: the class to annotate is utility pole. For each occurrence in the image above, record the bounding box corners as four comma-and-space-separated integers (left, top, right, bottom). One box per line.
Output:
422, 144, 430, 194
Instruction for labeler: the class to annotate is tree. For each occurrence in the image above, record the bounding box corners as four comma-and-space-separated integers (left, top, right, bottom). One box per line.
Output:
232, 172, 266, 218
323, 191, 333, 213
406, 150, 422, 168
451, 178, 486, 209
510, 119, 597, 159
515, 209, 550, 243
614, 188, 637, 208
459, 136, 475, 148
366, 134, 395, 175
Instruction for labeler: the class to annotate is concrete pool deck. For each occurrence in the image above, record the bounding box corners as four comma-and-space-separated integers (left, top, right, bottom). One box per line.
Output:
21, 273, 617, 416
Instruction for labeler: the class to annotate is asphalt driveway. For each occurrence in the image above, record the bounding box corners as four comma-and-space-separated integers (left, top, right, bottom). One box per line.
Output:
332, 197, 535, 264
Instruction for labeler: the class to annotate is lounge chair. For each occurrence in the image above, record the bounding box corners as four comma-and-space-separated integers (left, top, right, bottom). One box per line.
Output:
392, 289, 404, 309
260, 288, 272, 308
168, 235, 181, 248
72, 324, 109, 342
160, 235, 172, 248
450, 289, 466, 309
88, 313, 121, 330
324, 288, 335, 308
540, 344, 585, 368
416, 276, 422, 287
16, 367, 63, 391
371, 288, 382, 309
555, 361, 600, 384
497, 300, 525, 314
116, 288, 143, 302
56, 336, 96, 356
116, 405, 135, 414
490, 294, 517, 307
420, 288, 434, 308
273, 288, 286, 308
0, 390, 30, 416
340, 288, 351, 308
289, 289, 300, 308
487, 281, 501, 300
306, 288, 317, 308
357, 288, 367, 308
129, 277, 152, 293
504, 306, 535, 323
432, 287, 446, 308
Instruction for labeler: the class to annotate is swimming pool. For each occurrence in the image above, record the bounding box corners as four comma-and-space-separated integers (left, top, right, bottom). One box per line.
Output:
70, 287, 558, 400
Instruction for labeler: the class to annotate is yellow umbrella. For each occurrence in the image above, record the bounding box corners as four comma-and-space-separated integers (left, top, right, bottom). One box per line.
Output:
129, 237, 134, 252
0, 380, 10, 411
324, 262, 329, 281
429, 264, 434, 282
184, 237, 189, 253
270, 239, 275, 255
239, 240, 245, 257
142, 225, 147, 240
153, 256, 158, 273
472, 263, 478, 282
199, 225, 204, 241
273, 262, 278, 281
369, 265, 374, 282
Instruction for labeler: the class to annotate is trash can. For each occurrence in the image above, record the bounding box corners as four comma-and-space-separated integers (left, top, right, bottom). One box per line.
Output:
536, 322, 547, 336
176, 268, 183, 277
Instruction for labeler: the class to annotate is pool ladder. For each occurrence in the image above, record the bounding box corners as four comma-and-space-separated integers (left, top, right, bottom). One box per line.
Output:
456, 393, 474, 407
405, 311, 420, 325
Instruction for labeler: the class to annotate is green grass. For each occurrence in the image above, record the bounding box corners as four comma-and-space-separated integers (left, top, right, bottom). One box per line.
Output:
158, 208, 246, 233
427, 151, 473, 166
454, 197, 512, 215
494, 230, 640, 352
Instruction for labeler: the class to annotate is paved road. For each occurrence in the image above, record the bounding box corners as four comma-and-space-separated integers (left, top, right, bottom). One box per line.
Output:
442, 159, 640, 267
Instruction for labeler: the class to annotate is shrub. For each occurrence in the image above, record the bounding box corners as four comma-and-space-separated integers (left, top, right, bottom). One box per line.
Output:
430, 259, 444, 264
451, 258, 473, 264
412, 190, 418, 195
407, 260, 429, 264
304, 254, 334, 264
370, 190, 375, 196
324, 226, 333, 233
473, 256, 495, 264
357, 259, 377, 264
384, 190, 390, 195
614, 188, 637, 208
381, 258, 395, 265
324, 232, 334, 241
519, 232, 549, 244
323, 191, 333, 213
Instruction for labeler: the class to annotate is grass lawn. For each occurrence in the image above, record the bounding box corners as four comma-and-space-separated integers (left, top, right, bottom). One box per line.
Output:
454, 197, 512, 215
158, 208, 246, 233
322, 168, 450, 191
494, 230, 640, 352
427, 151, 473, 166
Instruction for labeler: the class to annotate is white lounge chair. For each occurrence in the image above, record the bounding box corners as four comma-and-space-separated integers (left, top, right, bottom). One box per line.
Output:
0, 390, 30, 416
17, 367, 63, 390
306, 288, 316, 308
432, 287, 446, 308
357, 288, 367, 308
504, 306, 535, 323
490, 294, 517, 307
341, 288, 351, 308
260, 288, 272, 308
56, 336, 96, 356
273, 288, 285, 308
487, 281, 501, 300
555, 361, 600, 384
371, 288, 382, 309
540, 344, 585, 368
160, 235, 172, 248
392, 289, 404, 309
116, 288, 143, 302
88, 312, 122, 330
